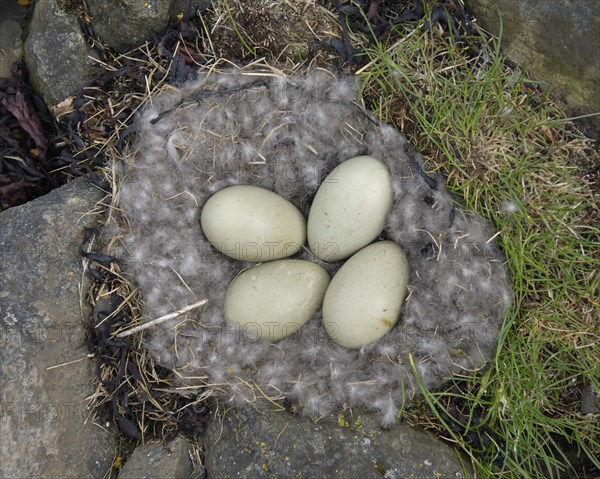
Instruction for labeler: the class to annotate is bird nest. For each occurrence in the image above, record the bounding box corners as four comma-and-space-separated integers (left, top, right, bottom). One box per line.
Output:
102, 62, 512, 425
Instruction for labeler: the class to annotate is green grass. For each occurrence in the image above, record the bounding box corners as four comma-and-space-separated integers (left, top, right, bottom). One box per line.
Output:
222, 0, 258, 58
358, 25, 599, 478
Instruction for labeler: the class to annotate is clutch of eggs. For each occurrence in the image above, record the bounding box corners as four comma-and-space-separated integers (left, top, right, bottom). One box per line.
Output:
199, 156, 410, 349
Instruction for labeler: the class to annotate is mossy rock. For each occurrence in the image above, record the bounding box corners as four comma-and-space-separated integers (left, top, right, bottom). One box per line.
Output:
464, 0, 600, 138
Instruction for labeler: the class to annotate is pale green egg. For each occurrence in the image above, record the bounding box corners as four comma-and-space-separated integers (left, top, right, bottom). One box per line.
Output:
200, 185, 306, 262
225, 260, 330, 342
322, 241, 409, 348
307, 156, 393, 262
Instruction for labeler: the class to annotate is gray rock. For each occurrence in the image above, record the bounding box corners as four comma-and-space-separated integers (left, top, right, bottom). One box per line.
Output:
0, 179, 114, 479
464, 0, 600, 139
170, 0, 212, 23
88, 0, 175, 51
118, 435, 194, 479
24, 0, 99, 108
0, 0, 34, 27
202, 406, 472, 478
0, 19, 24, 78
189, 466, 207, 479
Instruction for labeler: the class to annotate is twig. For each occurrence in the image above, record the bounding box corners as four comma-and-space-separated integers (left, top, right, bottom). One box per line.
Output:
116, 300, 207, 338
46, 357, 89, 370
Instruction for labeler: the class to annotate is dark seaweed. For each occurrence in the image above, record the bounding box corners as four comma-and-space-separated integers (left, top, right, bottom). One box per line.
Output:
324, 1, 473, 66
